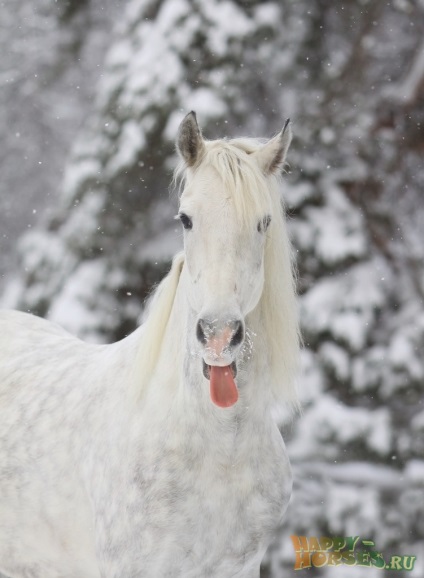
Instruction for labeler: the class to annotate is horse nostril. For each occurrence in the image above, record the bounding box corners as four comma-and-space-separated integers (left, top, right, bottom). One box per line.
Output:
196, 319, 207, 344
230, 320, 244, 347
197, 317, 244, 348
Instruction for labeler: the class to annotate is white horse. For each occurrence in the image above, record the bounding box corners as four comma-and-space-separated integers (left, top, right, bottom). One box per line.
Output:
0, 112, 299, 578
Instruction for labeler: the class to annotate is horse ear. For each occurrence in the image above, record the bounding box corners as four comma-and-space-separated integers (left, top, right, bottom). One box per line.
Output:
176, 111, 205, 167
254, 119, 292, 175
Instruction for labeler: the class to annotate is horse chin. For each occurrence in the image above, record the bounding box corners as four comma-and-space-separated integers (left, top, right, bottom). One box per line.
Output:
202, 359, 237, 380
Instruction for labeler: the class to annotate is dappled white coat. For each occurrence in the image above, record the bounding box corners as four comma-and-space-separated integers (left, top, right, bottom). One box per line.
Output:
0, 115, 299, 578
0, 290, 291, 578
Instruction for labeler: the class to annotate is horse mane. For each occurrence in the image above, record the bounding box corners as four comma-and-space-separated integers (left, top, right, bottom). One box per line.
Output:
134, 251, 185, 396
256, 172, 300, 409
137, 137, 300, 408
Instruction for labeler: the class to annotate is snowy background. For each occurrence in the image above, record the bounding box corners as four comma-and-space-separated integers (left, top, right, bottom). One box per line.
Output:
1, 0, 424, 576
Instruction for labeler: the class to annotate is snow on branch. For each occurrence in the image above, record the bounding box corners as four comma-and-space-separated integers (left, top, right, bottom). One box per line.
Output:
384, 39, 424, 106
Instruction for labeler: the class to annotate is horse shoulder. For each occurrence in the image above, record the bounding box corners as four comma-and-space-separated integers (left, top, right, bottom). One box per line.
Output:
0, 310, 109, 406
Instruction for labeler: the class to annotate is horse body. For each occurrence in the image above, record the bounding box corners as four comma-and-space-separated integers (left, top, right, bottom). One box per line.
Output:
0, 113, 299, 578
0, 310, 117, 577
0, 302, 290, 578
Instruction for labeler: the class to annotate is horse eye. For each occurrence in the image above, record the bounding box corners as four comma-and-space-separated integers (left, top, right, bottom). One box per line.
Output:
179, 213, 193, 230
257, 215, 271, 233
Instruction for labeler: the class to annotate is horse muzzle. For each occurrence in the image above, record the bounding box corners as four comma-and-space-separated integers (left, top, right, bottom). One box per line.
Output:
196, 317, 244, 356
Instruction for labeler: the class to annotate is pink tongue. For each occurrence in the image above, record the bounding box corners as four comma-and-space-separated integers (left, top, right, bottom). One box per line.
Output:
209, 365, 238, 408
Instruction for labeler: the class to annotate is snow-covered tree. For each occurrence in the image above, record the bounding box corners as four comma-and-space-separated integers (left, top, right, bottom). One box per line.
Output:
2, 0, 424, 576
0, 0, 119, 277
